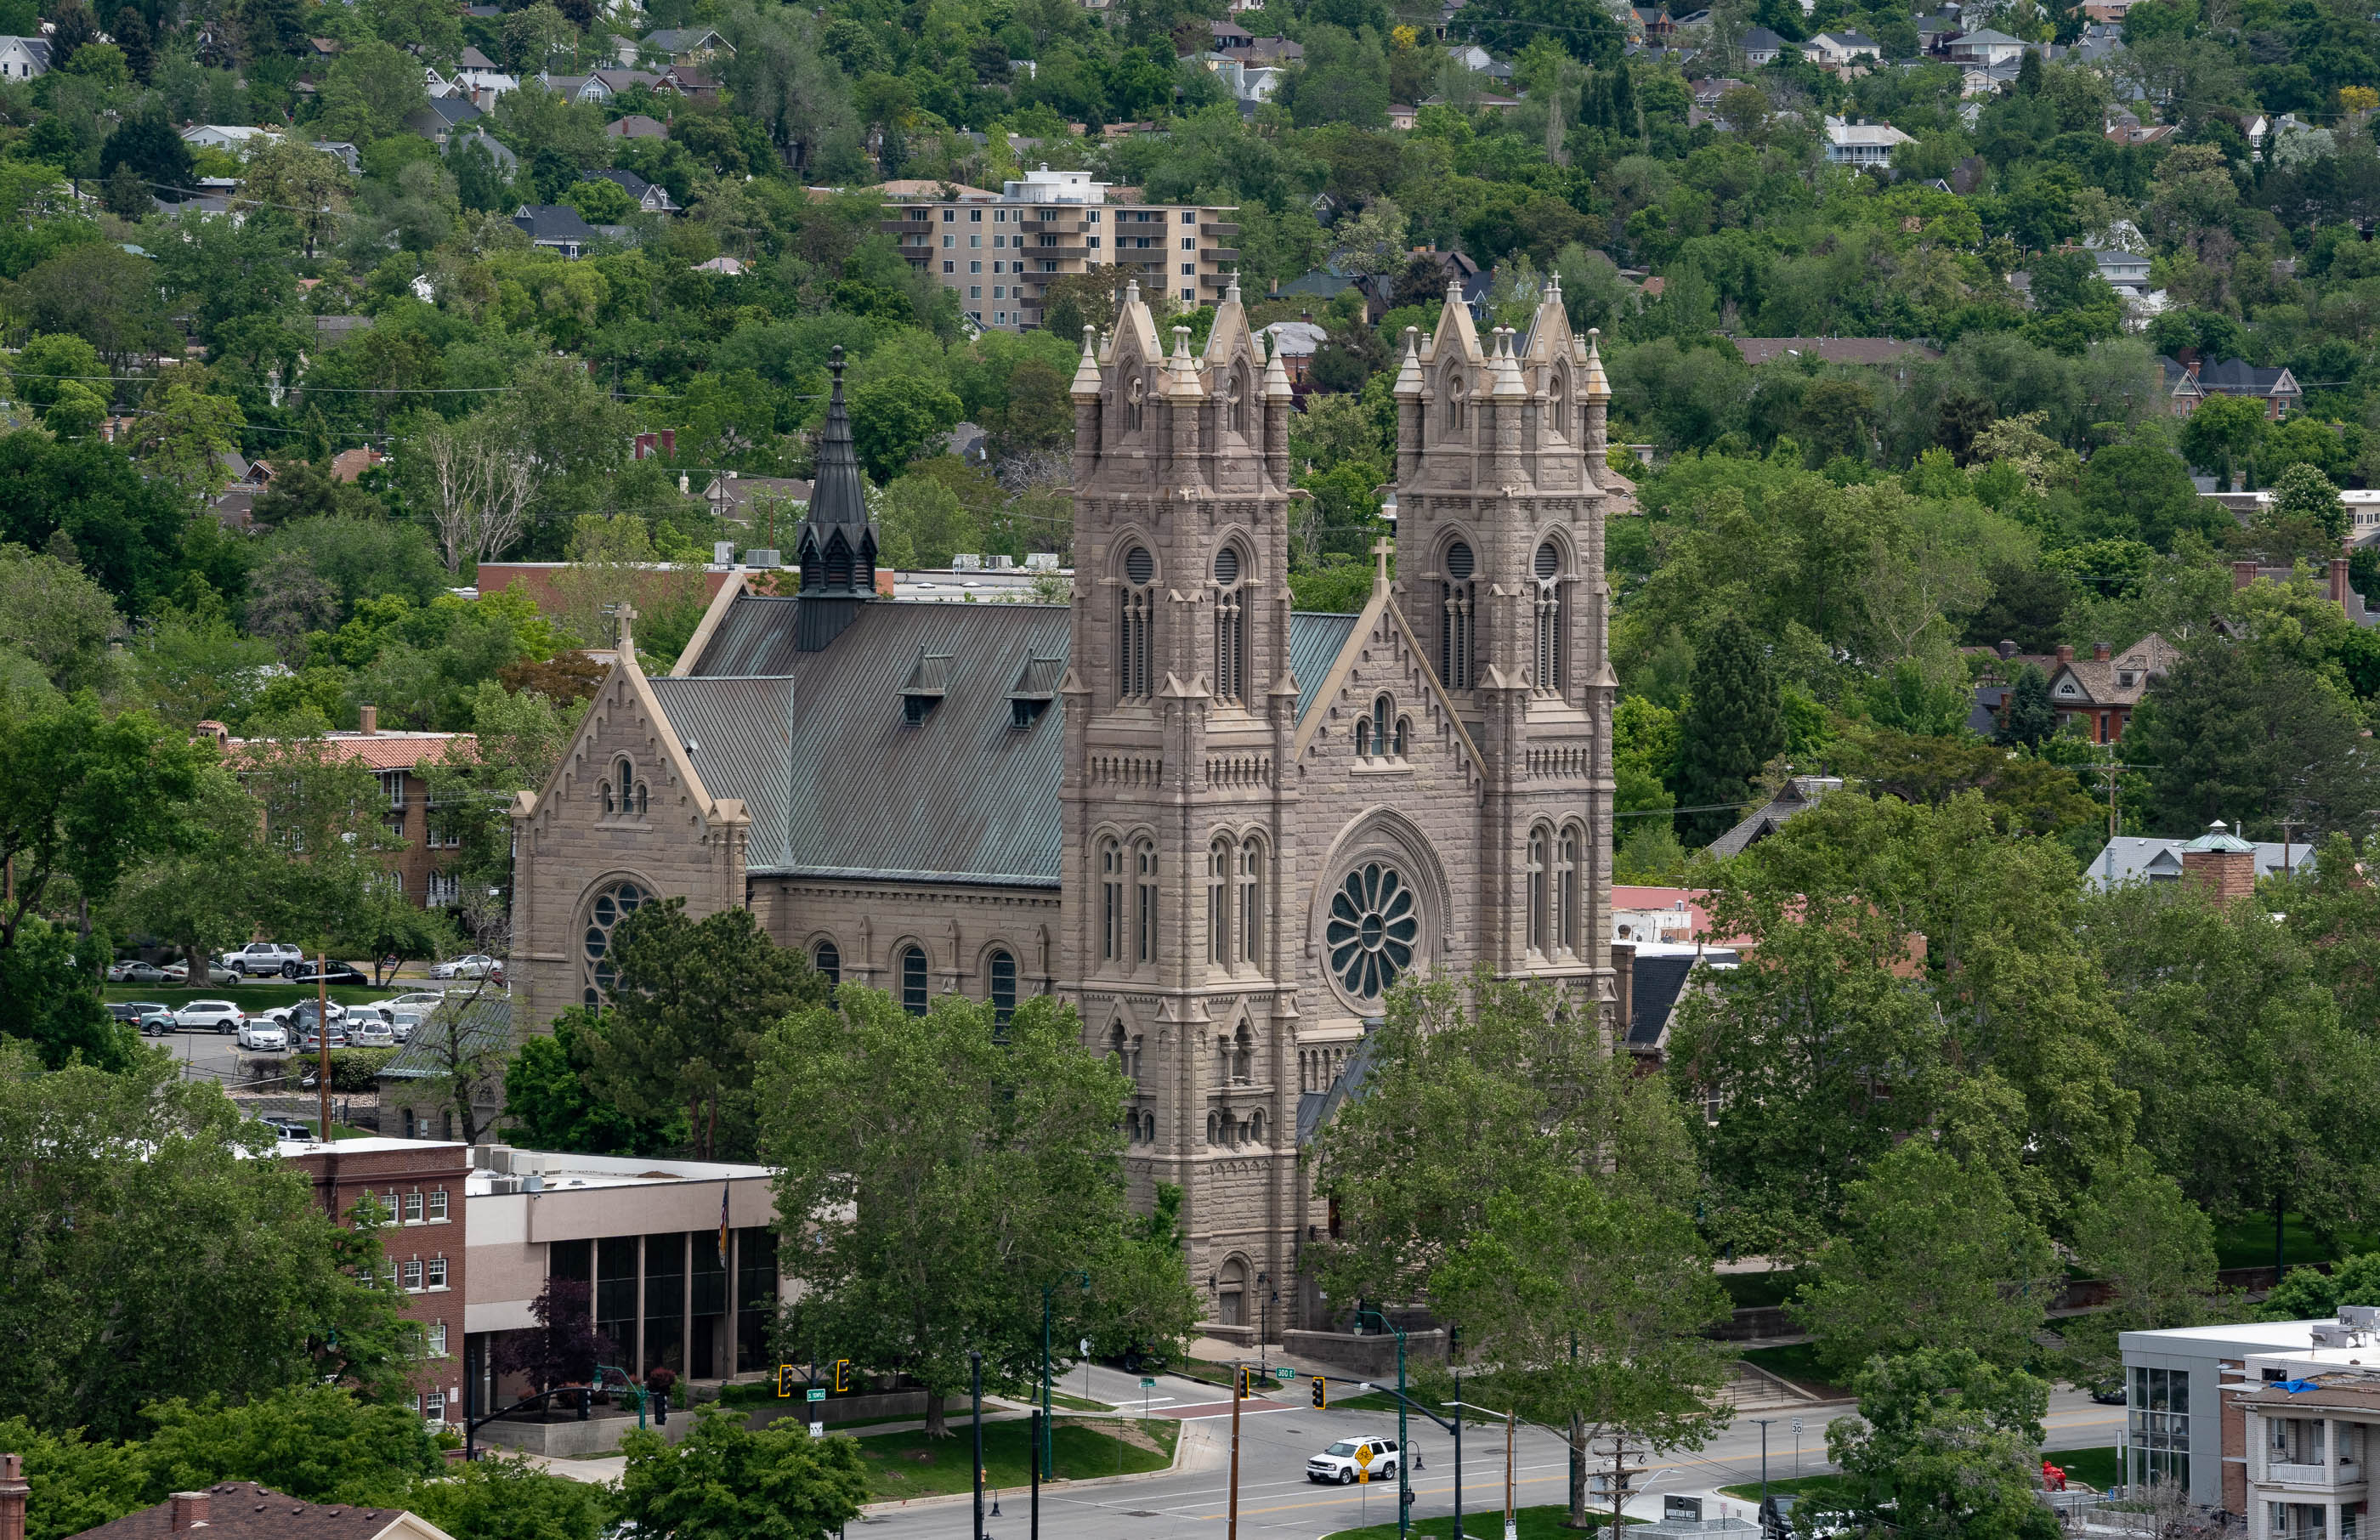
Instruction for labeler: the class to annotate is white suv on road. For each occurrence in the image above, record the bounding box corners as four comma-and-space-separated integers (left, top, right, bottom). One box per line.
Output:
1307, 1435, 1400, 1485
228, 943, 307, 977
173, 999, 245, 1034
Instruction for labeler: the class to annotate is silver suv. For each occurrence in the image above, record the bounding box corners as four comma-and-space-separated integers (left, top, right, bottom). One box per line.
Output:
229, 942, 307, 977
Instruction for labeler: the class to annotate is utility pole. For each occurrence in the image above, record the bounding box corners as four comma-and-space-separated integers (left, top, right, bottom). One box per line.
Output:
1228, 1365, 1243, 1540
1028, 1409, 1040, 1540
1753, 1418, 1775, 1516
1503, 1408, 1516, 1540
315, 949, 331, 1141
972, 1352, 985, 1540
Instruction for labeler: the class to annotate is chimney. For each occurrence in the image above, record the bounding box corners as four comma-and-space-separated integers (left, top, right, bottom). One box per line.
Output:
2180, 820, 2258, 902
2186, 355, 2202, 378
168, 1493, 210, 1532
2234, 559, 2259, 591
2094, 641, 2111, 661
2054, 643, 2074, 665
2332, 555, 2351, 609
358, 705, 377, 736
1998, 639, 2017, 659
1, 1454, 27, 1540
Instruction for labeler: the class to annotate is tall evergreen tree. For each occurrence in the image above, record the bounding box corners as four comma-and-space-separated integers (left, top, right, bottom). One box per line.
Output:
110, 8, 153, 81
1674, 619, 1782, 843
1997, 665, 2058, 750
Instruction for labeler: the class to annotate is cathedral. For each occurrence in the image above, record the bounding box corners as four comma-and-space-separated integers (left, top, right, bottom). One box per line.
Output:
505, 276, 1627, 1336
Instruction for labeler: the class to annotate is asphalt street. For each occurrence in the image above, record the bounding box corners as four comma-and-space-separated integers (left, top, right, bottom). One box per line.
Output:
853, 1362, 2127, 1540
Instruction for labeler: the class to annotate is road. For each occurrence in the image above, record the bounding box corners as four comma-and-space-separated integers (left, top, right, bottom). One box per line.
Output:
853, 1363, 2126, 1540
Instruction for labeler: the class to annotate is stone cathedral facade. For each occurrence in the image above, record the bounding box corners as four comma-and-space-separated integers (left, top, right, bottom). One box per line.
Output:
505, 278, 1627, 1335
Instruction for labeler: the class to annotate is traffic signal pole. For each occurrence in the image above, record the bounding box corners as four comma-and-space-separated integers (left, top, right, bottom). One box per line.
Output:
1228, 1369, 1244, 1540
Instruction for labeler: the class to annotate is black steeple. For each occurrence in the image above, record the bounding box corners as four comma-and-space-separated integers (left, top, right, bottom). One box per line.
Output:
792, 346, 880, 651
796, 346, 878, 601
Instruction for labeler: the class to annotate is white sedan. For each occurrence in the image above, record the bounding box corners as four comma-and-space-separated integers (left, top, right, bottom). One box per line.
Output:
173, 999, 245, 1034
428, 955, 501, 980
237, 1019, 288, 1052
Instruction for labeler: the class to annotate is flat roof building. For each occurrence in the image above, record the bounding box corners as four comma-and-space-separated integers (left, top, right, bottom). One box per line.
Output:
882, 164, 1239, 333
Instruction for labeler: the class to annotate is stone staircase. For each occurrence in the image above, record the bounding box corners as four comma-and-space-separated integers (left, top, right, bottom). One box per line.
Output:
1715, 1359, 1833, 1413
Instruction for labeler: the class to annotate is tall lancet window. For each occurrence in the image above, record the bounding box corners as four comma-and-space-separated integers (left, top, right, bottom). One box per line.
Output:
1119, 544, 1155, 700
1212, 546, 1245, 703
1533, 541, 1563, 694
1442, 541, 1476, 691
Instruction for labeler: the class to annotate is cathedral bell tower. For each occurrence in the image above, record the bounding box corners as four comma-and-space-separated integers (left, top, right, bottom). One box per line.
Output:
1058, 278, 1304, 1320
792, 345, 881, 651
1391, 279, 1620, 996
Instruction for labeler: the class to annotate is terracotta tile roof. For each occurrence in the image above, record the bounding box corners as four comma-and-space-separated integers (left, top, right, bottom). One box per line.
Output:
220, 732, 475, 772
70, 1484, 455, 1540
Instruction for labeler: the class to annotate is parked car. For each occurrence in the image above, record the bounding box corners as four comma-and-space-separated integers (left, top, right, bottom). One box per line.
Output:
135, 1006, 178, 1036
107, 960, 169, 983
109, 999, 171, 1025
348, 1016, 395, 1047
428, 954, 501, 980
237, 1019, 288, 1052
264, 1000, 346, 1030
288, 960, 368, 987
292, 1002, 349, 1050
387, 1007, 428, 1044
377, 992, 448, 1011
254, 1114, 312, 1141
228, 943, 308, 977
173, 999, 245, 1034
161, 957, 239, 985
1307, 1436, 1400, 1485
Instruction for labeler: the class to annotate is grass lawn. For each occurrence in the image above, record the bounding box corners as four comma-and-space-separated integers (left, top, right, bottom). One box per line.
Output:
853, 1416, 1175, 1501
1046, 1390, 1114, 1412
1325, 1503, 1637, 1538
1717, 1474, 1856, 1506
2211, 1213, 2380, 1272
1738, 1343, 1850, 1399
2048, 1447, 2120, 1491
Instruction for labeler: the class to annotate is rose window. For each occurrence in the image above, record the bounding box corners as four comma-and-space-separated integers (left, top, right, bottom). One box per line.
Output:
1326, 862, 1420, 999
582, 880, 649, 1006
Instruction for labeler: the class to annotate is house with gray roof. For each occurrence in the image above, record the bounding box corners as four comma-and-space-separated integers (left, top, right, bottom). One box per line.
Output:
2084, 829, 2314, 891
511, 202, 602, 257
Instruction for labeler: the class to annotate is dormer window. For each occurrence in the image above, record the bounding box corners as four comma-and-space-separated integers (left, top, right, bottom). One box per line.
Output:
1009, 654, 1060, 728
901, 649, 951, 725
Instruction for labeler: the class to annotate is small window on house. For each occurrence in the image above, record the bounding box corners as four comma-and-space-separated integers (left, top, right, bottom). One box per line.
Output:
901, 946, 928, 1015
813, 939, 841, 988
403, 1259, 424, 1291
427, 1256, 448, 1289
427, 1188, 448, 1222
403, 1191, 423, 1223
428, 1321, 448, 1356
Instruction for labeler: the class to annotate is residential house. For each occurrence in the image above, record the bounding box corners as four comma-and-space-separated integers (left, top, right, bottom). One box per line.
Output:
2055, 22, 2126, 63
1707, 775, 1842, 858
329, 445, 383, 482
2230, 557, 2377, 627
700, 473, 814, 529
1387, 101, 1418, 129
452, 48, 518, 106
403, 96, 482, 147
1618, 943, 1741, 1064
55, 1481, 464, 1540
513, 203, 603, 257
2086, 826, 2314, 892
1739, 26, 1787, 64
453, 129, 516, 173
1692, 76, 1746, 105
655, 65, 719, 101
180, 124, 280, 154
1822, 115, 1917, 167
2038, 635, 2177, 743
605, 114, 669, 140
1210, 19, 1255, 48
1448, 41, 1511, 76
2090, 245, 2153, 297
1730, 336, 1943, 369
2081, 0, 2135, 19
2106, 108, 2179, 144
630, 25, 733, 67
1915, 9, 1964, 48
693, 255, 747, 274
1258, 319, 1329, 384
1946, 26, 2026, 64
0, 34, 48, 78
1243, 34, 1305, 64
2160, 354, 2301, 418
1803, 31, 1880, 68
1632, 5, 1679, 39
196, 710, 473, 909
585, 167, 679, 214
309, 139, 360, 173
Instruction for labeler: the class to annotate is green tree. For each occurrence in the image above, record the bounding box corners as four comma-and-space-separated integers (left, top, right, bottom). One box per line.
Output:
876, 473, 977, 569
846, 374, 964, 484
0, 541, 119, 694
2267, 461, 2349, 546
2178, 393, 2268, 491
759, 990, 1200, 1438
2260, 1250, 2380, 1323
0, 1416, 147, 1540
0, 1048, 421, 1440
97, 111, 195, 197
1997, 665, 2059, 749
503, 1006, 685, 1155
403, 1453, 612, 1540
318, 40, 430, 144
1671, 618, 1781, 842
590, 899, 824, 1159
2058, 1148, 2220, 1390
139, 1385, 443, 1505
2077, 441, 2219, 551
1826, 1349, 2061, 1540
1794, 1138, 2060, 1377
2125, 641, 2377, 835
615, 1407, 870, 1540
138, 381, 246, 503
10, 333, 103, 413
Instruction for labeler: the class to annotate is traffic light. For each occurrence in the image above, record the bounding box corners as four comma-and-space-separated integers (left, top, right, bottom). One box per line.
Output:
1311, 1375, 1328, 1410
832, 1358, 852, 1394
1236, 1367, 1254, 1399
776, 1365, 795, 1398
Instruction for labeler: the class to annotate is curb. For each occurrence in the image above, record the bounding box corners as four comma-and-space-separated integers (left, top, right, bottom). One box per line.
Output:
858, 1414, 1198, 1518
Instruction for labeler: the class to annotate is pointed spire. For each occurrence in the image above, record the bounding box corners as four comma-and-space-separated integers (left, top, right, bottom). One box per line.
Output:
1226, 274, 1241, 304
795, 344, 878, 601
1582, 326, 1611, 403
1392, 325, 1424, 397
1491, 326, 1527, 397
1071, 324, 1102, 398
1263, 329, 1295, 399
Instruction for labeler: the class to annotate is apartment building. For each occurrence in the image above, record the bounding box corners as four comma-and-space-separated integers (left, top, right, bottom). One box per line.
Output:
881, 166, 1239, 332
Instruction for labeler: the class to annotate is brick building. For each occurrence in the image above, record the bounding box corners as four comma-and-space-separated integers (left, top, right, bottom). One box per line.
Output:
882, 165, 1238, 333
54, 1482, 459, 1540
279, 1138, 471, 1424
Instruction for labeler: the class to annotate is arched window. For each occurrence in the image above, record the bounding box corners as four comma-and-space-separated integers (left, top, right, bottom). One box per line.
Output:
1125, 375, 1145, 433
616, 759, 633, 813
581, 879, 649, 1007
1354, 717, 1371, 756
1226, 372, 1247, 436
1442, 541, 1475, 690
1249, 1108, 1266, 1145
1444, 375, 1466, 433
1130, 1033, 1144, 1079
1394, 716, 1410, 757
1134, 838, 1159, 965
1557, 824, 1583, 957
813, 939, 841, 988
1119, 545, 1154, 701
1205, 1111, 1220, 1147
1100, 838, 1125, 962
1238, 837, 1262, 967
1108, 1021, 1127, 1067
1527, 829, 1550, 954
1209, 837, 1232, 965
1213, 546, 1246, 704
900, 945, 928, 1015
989, 950, 1017, 1023
1534, 541, 1563, 694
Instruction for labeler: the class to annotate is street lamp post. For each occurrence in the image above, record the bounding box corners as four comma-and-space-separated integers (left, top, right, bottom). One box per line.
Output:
1041, 1271, 1089, 1481
1752, 1417, 1774, 1521
972, 1351, 987, 1540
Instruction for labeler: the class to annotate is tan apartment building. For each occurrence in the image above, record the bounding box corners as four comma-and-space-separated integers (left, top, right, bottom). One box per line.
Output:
881, 166, 1239, 332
